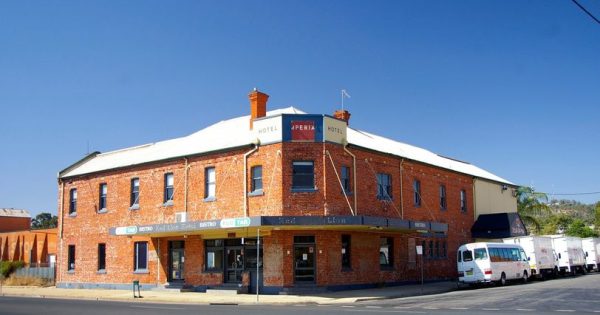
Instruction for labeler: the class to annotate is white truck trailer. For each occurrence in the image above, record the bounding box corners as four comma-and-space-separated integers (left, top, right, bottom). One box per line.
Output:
582, 237, 600, 272
503, 236, 556, 278
550, 235, 586, 275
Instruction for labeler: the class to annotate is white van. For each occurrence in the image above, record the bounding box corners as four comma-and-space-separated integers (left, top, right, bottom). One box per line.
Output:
582, 237, 600, 272
503, 236, 556, 278
458, 242, 530, 286
550, 236, 586, 275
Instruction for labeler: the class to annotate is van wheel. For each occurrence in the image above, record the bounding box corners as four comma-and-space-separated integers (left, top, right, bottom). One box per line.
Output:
499, 273, 507, 286
522, 271, 528, 283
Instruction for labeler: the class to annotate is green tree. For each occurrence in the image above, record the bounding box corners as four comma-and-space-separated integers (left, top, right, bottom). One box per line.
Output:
595, 202, 600, 234
31, 212, 58, 229
541, 214, 573, 235
565, 219, 598, 238
516, 186, 551, 234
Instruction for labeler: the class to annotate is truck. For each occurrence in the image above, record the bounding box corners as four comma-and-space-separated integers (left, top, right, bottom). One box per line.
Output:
503, 236, 556, 279
550, 235, 586, 275
582, 237, 600, 272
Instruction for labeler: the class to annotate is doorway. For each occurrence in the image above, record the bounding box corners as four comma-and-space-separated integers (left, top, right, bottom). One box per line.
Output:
225, 246, 244, 283
168, 241, 185, 282
294, 236, 315, 283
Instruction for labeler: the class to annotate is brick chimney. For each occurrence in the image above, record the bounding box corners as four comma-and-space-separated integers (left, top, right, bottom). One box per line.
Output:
249, 88, 269, 129
333, 109, 351, 125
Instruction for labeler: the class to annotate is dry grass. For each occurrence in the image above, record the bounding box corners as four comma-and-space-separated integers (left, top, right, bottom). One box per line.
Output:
3, 275, 54, 287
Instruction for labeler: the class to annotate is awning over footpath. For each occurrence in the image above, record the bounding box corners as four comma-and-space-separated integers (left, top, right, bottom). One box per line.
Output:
471, 213, 528, 239
109, 215, 448, 238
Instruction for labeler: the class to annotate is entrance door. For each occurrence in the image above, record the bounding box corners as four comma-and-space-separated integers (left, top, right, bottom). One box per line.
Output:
225, 247, 244, 283
169, 241, 185, 282
294, 237, 315, 283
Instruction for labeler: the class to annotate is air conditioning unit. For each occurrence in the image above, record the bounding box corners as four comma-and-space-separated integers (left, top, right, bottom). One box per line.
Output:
175, 212, 187, 223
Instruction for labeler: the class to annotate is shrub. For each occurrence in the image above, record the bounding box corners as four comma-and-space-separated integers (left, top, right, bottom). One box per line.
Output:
0, 261, 25, 278
4, 275, 53, 286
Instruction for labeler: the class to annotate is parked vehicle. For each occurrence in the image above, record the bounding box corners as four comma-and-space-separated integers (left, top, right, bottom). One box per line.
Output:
457, 242, 529, 286
503, 236, 556, 279
582, 237, 600, 272
550, 236, 586, 275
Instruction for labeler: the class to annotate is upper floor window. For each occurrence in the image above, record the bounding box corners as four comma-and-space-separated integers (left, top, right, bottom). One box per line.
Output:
164, 173, 174, 203
98, 183, 107, 211
130, 178, 140, 207
205, 167, 216, 199
413, 180, 421, 207
134, 241, 148, 272
376, 173, 392, 200
69, 188, 77, 215
439, 185, 447, 210
251, 166, 263, 193
292, 161, 314, 190
341, 166, 351, 193
460, 189, 467, 212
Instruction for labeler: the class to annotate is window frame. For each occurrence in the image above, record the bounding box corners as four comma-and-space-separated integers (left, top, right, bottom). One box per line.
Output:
376, 173, 392, 200
341, 234, 351, 269
134, 241, 148, 272
250, 165, 263, 194
69, 188, 77, 215
439, 185, 447, 210
164, 173, 174, 204
97, 243, 106, 272
98, 183, 107, 212
205, 167, 216, 200
341, 166, 351, 193
205, 240, 224, 272
379, 237, 394, 269
413, 179, 421, 207
67, 244, 75, 271
130, 178, 140, 208
460, 189, 467, 212
292, 161, 315, 191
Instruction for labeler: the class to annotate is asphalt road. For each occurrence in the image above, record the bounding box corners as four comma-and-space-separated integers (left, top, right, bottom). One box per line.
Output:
1, 273, 600, 315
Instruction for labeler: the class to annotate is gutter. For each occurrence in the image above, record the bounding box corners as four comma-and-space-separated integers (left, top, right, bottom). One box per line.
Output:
343, 142, 358, 215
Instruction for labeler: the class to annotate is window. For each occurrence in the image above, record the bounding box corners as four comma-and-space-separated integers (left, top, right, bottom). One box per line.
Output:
251, 166, 263, 193
442, 241, 447, 258
134, 242, 148, 271
292, 161, 314, 190
205, 240, 224, 271
341, 166, 351, 193
164, 173, 174, 203
68, 245, 75, 271
460, 189, 467, 212
129, 178, 140, 207
439, 185, 447, 210
435, 241, 440, 258
379, 237, 393, 268
69, 188, 77, 214
205, 167, 216, 199
99, 183, 107, 211
413, 180, 421, 207
376, 173, 392, 200
98, 243, 106, 271
474, 248, 488, 260
428, 240, 434, 258
341, 235, 351, 269
462, 250, 473, 262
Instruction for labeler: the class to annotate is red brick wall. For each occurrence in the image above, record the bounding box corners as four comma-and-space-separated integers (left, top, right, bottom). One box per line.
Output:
0, 216, 31, 233
0, 229, 57, 264
57, 141, 474, 287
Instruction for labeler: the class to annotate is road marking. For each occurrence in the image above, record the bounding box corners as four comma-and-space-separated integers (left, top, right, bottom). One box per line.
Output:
449, 307, 469, 310
422, 307, 439, 309
366, 306, 382, 308
393, 306, 412, 309
515, 309, 535, 312
342, 305, 355, 308
482, 308, 500, 311
556, 311, 576, 313
130, 305, 185, 310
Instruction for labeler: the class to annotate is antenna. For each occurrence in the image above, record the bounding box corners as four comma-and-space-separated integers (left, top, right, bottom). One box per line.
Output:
341, 89, 351, 110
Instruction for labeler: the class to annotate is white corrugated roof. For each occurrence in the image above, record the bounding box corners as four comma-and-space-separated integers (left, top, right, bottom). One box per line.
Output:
60, 107, 512, 185
0, 208, 31, 218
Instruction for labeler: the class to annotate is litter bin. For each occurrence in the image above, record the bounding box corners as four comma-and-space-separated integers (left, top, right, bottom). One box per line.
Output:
133, 280, 141, 298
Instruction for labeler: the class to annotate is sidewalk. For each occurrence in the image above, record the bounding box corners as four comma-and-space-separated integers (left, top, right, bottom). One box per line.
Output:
0, 281, 457, 305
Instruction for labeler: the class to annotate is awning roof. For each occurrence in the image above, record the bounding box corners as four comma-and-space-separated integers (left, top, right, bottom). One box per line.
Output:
471, 213, 528, 239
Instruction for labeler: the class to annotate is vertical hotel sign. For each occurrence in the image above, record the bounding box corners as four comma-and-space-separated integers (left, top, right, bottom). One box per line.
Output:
291, 120, 316, 142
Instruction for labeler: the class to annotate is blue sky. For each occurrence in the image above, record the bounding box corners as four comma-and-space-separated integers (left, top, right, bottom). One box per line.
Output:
1, 0, 599, 216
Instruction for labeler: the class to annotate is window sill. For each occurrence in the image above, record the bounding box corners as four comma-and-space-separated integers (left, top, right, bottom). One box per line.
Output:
341, 267, 353, 272
291, 188, 318, 193
377, 197, 393, 201
248, 190, 264, 197
69, 213, 77, 217
342, 191, 353, 196
380, 266, 395, 271
97, 208, 108, 214
97, 270, 107, 274
203, 269, 223, 274
129, 205, 140, 211
203, 196, 216, 202
162, 201, 174, 207
133, 270, 149, 274
67, 270, 75, 274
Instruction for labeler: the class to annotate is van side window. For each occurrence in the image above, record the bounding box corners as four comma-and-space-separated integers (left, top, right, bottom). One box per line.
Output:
520, 249, 528, 261
489, 248, 500, 262
463, 250, 473, 262
457, 250, 462, 262
510, 248, 520, 261
474, 248, 488, 260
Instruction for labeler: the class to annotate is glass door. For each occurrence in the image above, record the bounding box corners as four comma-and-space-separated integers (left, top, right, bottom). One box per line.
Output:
169, 241, 185, 282
294, 244, 315, 282
225, 247, 244, 283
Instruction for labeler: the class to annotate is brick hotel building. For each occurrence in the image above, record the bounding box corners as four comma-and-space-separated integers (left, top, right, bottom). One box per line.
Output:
56, 90, 524, 293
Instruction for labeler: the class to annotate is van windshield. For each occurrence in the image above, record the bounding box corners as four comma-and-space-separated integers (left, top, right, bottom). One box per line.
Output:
463, 250, 473, 262
474, 248, 488, 260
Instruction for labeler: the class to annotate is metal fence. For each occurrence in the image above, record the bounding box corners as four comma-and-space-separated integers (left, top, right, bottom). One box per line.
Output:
14, 265, 55, 281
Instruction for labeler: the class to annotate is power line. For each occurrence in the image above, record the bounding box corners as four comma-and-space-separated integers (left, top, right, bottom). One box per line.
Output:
571, 0, 600, 25
546, 191, 600, 196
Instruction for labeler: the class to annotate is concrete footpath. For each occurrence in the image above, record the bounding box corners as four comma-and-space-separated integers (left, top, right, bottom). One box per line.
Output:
0, 281, 456, 305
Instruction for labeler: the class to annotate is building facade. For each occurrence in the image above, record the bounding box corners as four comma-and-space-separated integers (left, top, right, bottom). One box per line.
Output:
56, 90, 518, 292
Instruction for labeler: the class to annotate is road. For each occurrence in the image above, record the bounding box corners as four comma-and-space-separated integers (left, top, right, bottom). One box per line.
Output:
1, 274, 600, 315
